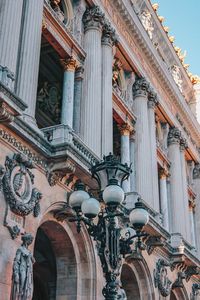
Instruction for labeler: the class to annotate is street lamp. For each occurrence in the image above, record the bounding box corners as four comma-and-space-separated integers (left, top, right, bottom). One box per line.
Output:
68, 154, 149, 299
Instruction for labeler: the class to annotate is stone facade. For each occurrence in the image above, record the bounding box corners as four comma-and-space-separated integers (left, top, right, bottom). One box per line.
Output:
0, 0, 200, 299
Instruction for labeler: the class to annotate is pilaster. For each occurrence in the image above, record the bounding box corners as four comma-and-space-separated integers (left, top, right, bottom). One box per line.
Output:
15, 0, 44, 125
0, 0, 23, 90
193, 164, 200, 257
179, 137, 191, 242
148, 88, 160, 211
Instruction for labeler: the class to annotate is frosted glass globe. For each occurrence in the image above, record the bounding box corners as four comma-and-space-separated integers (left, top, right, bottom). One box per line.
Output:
81, 197, 100, 218
103, 184, 124, 205
129, 208, 149, 229
69, 190, 90, 210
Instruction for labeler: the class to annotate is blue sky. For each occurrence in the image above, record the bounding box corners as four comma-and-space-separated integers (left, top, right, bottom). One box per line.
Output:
156, 0, 200, 76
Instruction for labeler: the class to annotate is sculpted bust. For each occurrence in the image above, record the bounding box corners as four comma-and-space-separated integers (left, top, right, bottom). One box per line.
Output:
10, 233, 35, 300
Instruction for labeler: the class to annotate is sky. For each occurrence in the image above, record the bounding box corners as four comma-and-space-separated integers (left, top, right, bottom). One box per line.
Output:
156, 0, 200, 76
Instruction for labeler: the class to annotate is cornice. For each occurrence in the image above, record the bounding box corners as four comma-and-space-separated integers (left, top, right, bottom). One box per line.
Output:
97, 0, 200, 157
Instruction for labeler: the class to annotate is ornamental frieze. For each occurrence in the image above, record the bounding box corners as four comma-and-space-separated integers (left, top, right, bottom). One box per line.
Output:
154, 259, 172, 297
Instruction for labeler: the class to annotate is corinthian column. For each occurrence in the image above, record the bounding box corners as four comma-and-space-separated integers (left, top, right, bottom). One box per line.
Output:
60, 57, 77, 128
168, 127, 186, 237
118, 123, 131, 192
159, 169, 169, 230
133, 78, 153, 206
180, 138, 191, 242
81, 6, 104, 157
148, 89, 159, 211
193, 164, 200, 256
0, 0, 23, 90
101, 21, 116, 155
73, 66, 84, 134
16, 0, 44, 124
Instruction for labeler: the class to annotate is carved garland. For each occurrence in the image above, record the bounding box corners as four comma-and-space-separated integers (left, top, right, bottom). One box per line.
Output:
0, 154, 42, 217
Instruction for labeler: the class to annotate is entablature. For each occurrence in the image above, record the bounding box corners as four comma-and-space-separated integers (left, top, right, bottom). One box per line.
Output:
43, 2, 86, 62
95, 0, 200, 153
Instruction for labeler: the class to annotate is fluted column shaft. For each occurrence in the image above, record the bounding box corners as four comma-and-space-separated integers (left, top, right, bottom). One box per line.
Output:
133, 78, 153, 205
130, 132, 136, 192
60, 57, 77, 128
168, 128, 186, 236
101, 22, 116, 155
16, 0, 44, 122
119, 124, 131, 192
73, 66, 84, 134
81, 6, 104, 157
180, 138, 191, 242
193, 164, 200, 256
0, 0, 23, 90
159, 170, 169, 230
189, 205, 196, 247
148, 90, 159, 211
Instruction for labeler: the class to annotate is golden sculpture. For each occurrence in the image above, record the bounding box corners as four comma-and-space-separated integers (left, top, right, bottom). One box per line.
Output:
152, 3, 159, 11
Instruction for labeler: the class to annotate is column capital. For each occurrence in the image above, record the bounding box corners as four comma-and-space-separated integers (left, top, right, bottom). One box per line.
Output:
60, 57, 77, 72
168, 127, 181, 145
118, 123, 132, 136
148, 88, 159, 109
102, 20, 117, 46
75, 66, 84, 80
180, 137, 188, 151
132, 77, 150, 98
159, 168, 169, 179
193, 164, 200, 179
82, 6, 105, 31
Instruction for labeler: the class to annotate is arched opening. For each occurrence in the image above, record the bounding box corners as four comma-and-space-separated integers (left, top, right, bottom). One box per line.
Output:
121, 264, 140, 299
33, 220, 77, 300
170, 287, 189, 300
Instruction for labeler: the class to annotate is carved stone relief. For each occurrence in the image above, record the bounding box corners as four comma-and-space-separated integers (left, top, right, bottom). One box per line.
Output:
139, 10, 154, 40
170, 65, 183, 92
0, 154, 42, 238
10, 233, 34, 300
37, 81, 62, 124
191, 283, 200, 300
154, 259, 172, 297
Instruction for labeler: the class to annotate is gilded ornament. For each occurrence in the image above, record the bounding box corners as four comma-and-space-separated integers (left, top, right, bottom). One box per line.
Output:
152, 3, 159, 11
158, 16, 165, 23
169, 36, 175, 43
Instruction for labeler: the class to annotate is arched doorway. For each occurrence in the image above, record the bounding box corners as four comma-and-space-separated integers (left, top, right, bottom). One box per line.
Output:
170, 291, 177, 300
121, 259, 155, 300
33, 227, 57, 299
33, 220, 78, 300
121, 264, 140, 299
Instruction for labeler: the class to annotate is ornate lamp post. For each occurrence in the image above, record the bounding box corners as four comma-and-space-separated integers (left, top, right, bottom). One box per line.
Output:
68, 154, 149, 299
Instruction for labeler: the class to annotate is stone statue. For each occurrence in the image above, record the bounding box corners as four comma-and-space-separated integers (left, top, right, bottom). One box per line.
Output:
10, 233, 35, 300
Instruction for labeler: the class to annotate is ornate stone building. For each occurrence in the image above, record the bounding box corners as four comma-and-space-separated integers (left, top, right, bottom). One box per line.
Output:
0, 0, 200, 299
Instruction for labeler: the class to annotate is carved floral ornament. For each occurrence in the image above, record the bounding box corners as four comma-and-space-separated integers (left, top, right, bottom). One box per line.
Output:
0, 154, 42, 217
154, 259, 172, 297
82, 5, 105, 31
